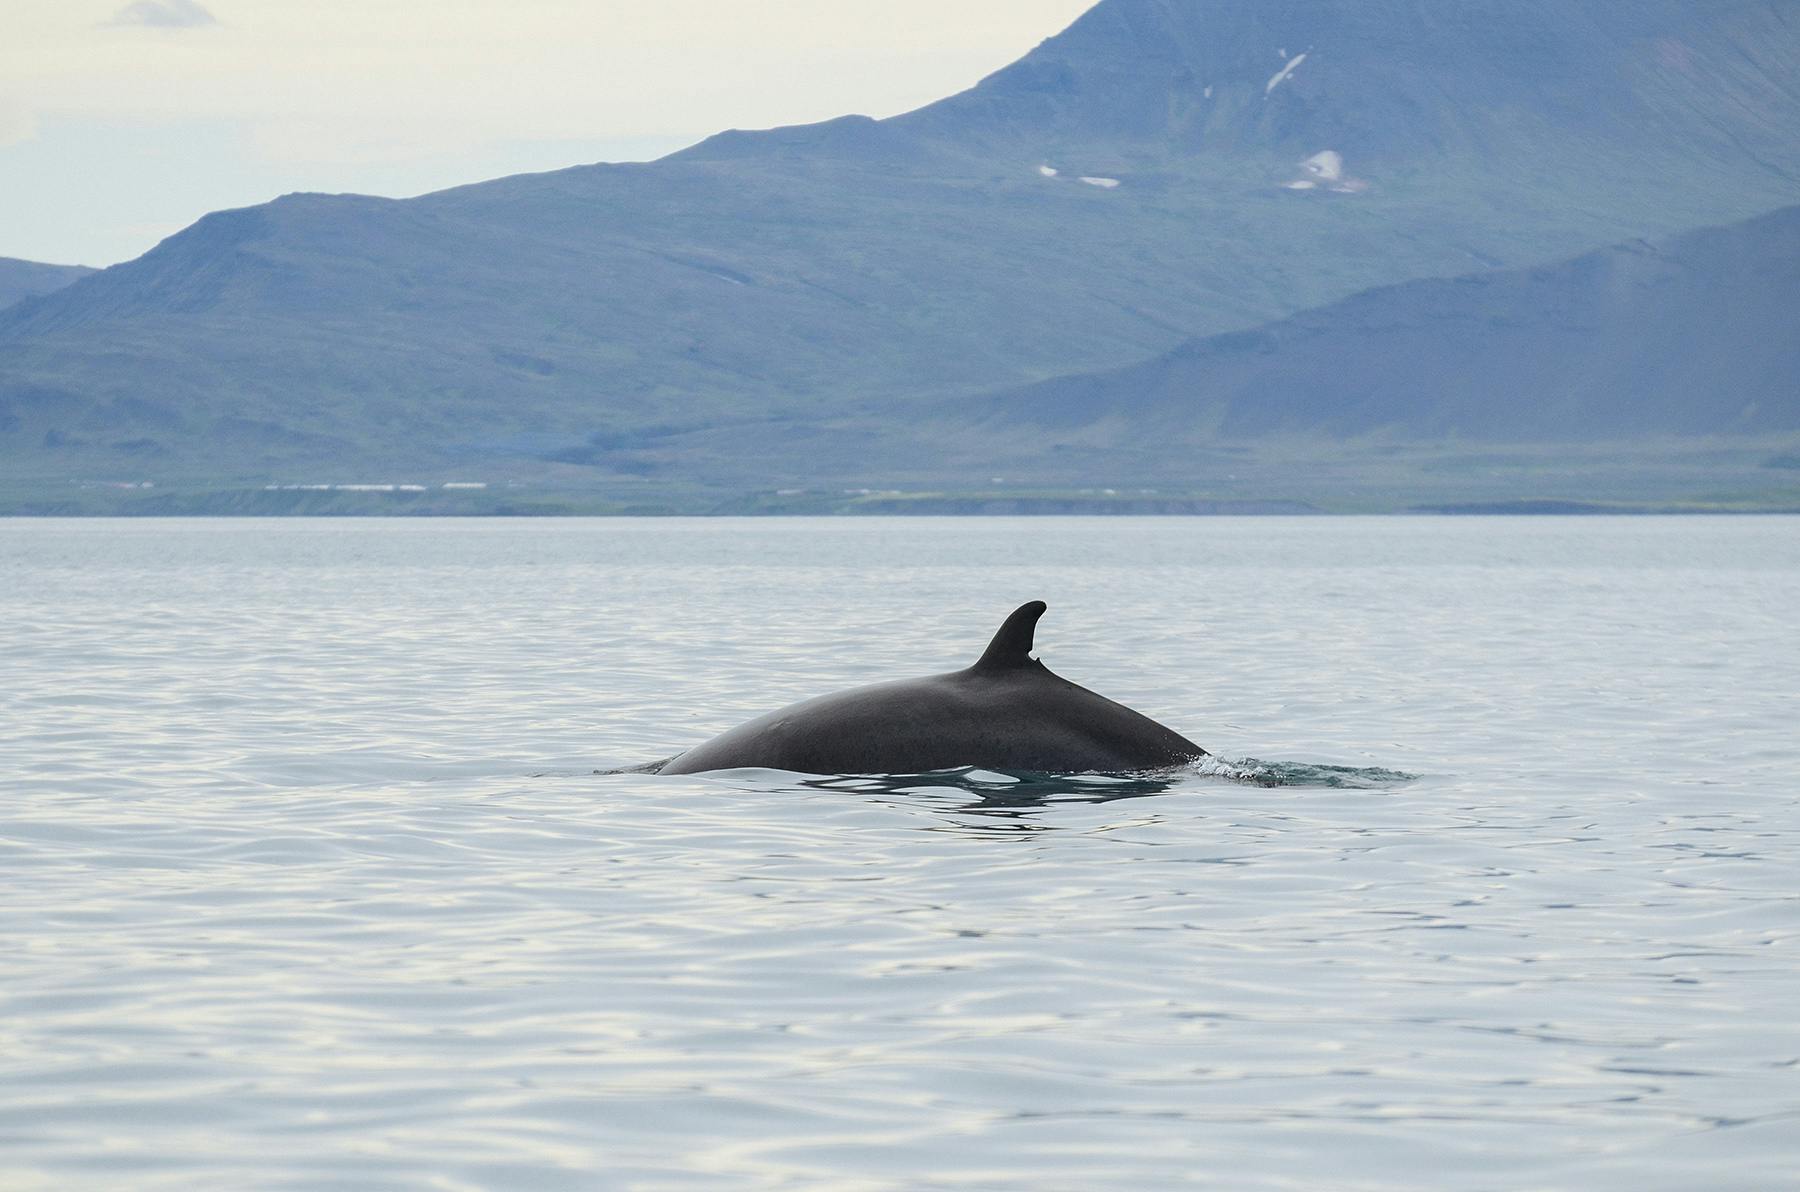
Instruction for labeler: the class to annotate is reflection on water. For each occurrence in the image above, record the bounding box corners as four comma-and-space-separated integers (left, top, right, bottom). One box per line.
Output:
3, 517, 1799, 1190
808, 768, 1188, 830
704, 759, 1415, 825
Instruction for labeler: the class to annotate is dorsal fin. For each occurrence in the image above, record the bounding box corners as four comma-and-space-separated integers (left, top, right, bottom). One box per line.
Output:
972, 601, 1047, 672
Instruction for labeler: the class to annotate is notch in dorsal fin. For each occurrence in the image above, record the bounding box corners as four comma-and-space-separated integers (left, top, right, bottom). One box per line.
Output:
972, 601, 1048, 672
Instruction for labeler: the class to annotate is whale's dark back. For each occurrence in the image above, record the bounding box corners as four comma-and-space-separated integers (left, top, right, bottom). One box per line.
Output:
659, 602, 1205, 777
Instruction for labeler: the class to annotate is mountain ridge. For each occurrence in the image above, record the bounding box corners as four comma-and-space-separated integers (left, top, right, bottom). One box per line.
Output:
968, 204, 1800, 446
3, 0, 1799, 489
0, 257, 97, 314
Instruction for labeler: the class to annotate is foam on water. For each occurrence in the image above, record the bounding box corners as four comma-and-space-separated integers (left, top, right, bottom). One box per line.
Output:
3, 517, 1798, 1189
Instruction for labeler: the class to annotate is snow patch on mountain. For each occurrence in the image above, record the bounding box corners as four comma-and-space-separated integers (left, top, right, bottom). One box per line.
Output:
1282, 150, 1369, 195
1302, 151, 1344, 182
1266, 52, 1308, 95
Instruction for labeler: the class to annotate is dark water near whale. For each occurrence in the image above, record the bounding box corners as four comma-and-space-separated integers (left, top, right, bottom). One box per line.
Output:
3, 517, 1797, 1189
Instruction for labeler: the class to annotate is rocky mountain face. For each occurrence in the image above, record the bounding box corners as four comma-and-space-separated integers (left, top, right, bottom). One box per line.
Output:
0, 258, 95, 313
905, 0, 1800, 166
974, 206, 1800, 443
2, 0, 1798, 484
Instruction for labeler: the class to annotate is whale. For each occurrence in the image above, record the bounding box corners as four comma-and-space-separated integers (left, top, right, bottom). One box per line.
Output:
658, 601, 1206, 776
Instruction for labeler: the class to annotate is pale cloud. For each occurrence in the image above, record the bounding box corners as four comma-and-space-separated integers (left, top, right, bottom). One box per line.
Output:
40, 1, 1090, 144
248, 115, 499, 167
4, 0, 1097, 262
0, 99, 35, 147
106, 0, 218, 29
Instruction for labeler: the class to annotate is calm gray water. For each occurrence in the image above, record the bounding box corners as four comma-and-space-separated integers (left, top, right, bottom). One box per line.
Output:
3, 517, 1798, 1190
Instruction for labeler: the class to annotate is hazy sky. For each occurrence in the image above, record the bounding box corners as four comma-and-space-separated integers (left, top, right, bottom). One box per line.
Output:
2, 0, 1094, 267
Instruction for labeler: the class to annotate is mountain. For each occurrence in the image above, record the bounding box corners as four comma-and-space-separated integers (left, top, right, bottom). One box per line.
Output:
971, 205, 1800, 443
3, 0, 1799, 491
0, 258, 95, 313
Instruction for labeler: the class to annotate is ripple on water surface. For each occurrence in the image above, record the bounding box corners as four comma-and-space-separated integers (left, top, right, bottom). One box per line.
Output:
2, 517, 1798, 1189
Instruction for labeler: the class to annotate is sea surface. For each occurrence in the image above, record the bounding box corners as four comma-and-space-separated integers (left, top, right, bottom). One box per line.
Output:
3, 516, 1798, 1190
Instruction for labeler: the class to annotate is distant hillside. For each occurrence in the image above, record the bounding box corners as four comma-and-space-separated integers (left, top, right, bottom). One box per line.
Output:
0, 258, 95, 312
3, 0, 1800, 487
972, 206, 1800, 443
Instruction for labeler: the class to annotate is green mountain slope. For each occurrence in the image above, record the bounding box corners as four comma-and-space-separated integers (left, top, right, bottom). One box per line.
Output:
972, 206, 1800, 443
0, 258, 95, 313
3, 0, 1799, 487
